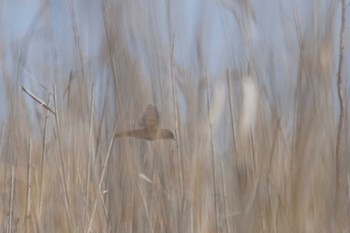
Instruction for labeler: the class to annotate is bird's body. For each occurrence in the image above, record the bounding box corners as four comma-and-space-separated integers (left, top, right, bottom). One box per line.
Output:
115, 105, 175, 141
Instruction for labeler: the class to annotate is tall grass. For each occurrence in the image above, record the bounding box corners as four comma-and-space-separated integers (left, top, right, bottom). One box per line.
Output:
0, 0, 348, 232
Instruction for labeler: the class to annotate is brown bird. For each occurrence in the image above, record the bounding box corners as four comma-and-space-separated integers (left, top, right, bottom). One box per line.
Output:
115, 104, 175, 141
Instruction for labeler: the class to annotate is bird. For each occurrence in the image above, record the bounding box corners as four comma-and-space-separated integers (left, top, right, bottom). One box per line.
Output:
115, 104, 175, 141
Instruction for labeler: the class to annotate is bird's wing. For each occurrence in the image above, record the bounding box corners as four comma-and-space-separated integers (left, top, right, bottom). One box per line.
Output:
115, 129, 156, 140
138, 104, 160, 129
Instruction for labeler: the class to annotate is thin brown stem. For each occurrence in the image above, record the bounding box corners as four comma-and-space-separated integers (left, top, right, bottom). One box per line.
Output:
205, 72, 219, 233
25, 140, 32, 233
335, 0, 346, 202
335, 0, 347, 230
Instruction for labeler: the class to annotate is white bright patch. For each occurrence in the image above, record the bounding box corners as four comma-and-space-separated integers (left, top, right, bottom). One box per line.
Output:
240, 77, 257, 137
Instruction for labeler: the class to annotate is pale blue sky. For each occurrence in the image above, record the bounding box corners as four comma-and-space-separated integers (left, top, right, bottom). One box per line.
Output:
0, 0, 348, 122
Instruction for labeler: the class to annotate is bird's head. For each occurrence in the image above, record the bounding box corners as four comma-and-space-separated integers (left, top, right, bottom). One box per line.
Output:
161, 129, 176, 141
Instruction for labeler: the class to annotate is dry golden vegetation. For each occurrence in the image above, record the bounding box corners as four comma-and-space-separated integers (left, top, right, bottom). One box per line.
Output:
0, 1, 349, 232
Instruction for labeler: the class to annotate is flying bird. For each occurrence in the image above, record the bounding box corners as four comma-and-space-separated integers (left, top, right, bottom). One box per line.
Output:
115, 104, 175, 141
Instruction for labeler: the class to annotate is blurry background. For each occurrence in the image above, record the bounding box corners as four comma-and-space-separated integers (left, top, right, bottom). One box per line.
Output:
0, 0, 349, 232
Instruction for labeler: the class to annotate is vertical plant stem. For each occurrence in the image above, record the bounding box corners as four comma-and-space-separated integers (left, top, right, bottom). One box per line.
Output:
138, 180, 154, 233
205, 72, 219, 233
7, 166, 15, 233
220, 161, 230, 233
335, 0, 346, 206
87, 124, 117, 233
39, 95, 51, 216
53, 85, 72, 231
25, 140, 32, 233
170, 33, 184, 205
84, 82, 95, 231
102, 0, 123, 109
226, 70, 238, 159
